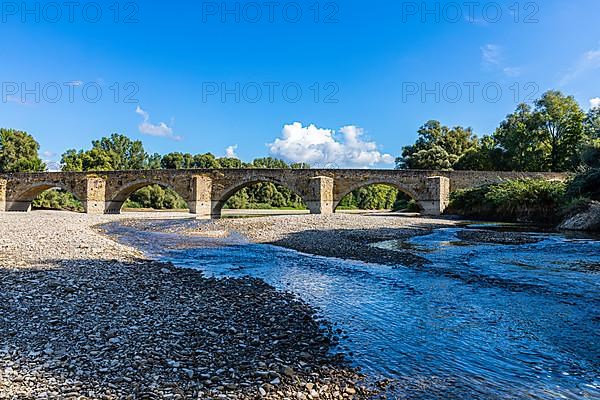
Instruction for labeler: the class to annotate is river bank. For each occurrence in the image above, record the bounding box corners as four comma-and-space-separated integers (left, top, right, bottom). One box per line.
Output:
0, 211, 372, 399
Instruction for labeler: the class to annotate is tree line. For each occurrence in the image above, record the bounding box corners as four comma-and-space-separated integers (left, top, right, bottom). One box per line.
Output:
397, 91, 599, 172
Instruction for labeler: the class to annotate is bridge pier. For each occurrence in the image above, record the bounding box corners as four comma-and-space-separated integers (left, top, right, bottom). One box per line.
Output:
419, 176, 450, 216
189, 175, 212, 218
0, 179, 6, 212
306, 176, 334, 215
83, 176, 107, 214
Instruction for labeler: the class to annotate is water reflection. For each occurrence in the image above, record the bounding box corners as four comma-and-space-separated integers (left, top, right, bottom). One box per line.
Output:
102, 221, 600, 399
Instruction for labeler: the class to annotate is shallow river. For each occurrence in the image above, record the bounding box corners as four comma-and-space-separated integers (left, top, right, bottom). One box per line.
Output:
103, 220, 600, 399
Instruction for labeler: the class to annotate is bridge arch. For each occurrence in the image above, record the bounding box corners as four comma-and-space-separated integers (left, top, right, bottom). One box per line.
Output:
212, 177, 307, 218
106, 179, 192, 214
8, 182, 83, 212
334, 180, 423, 213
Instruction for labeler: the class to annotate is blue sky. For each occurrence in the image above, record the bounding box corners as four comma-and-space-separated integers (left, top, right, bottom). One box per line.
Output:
2, 0, 599, 168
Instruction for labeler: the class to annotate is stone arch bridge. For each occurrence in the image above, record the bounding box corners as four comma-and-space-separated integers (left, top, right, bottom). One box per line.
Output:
0, 169, 567, 218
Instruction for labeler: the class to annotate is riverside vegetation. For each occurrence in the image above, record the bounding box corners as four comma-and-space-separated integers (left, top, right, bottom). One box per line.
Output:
445, 137, 600, 226
446, 172, 600, 226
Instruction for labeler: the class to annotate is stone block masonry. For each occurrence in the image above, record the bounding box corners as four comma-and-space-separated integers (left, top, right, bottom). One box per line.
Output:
0, 169, 568, 217
0, 179, 6, 213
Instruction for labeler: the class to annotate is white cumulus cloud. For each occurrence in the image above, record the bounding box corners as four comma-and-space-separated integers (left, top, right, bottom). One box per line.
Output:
40, 150, 60, 172
135, 106, 181, 141
590, 97, 600, 109
481, 44, 501, 65
225, 145, 239, 159
268, 122, 394, 168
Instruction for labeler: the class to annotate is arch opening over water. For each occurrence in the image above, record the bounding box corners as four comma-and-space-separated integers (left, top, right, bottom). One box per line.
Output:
214, 179, 308, 218
106, 180, 191, 214
32, 187, 84, 213
335, 182, 422, 213
9, 183, 83, 213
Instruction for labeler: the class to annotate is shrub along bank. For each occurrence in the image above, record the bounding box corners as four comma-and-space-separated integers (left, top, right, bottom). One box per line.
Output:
446, 169, 600, 229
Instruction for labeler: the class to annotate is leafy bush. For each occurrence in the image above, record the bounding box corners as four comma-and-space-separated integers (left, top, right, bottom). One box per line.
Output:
447, 179, 567, 223
123, 185, 188, 210
447, 186, 489, 215
394, 199, 421, 212
337, 184, 414, 211
580, 140, 600, 168
224, 182, 307, 210
566, 168, 600, 201
32, 190, 83, 212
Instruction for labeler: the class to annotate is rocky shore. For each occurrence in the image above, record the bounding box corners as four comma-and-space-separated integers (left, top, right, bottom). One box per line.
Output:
559, 201, 600, 232
0, 212, 372, 399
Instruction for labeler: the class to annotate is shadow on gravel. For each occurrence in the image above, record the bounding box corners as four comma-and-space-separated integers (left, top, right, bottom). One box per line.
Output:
0, 259, 370, 399
270, 226, 436, 267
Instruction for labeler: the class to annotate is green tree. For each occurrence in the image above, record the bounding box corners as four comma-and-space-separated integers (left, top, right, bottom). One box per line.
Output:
147, 153, 162, 169
533, 91, 587, 171
194, 153, 220, 168
337, 184, 415, 211
454, 136, 507, 171
291, 162, 311, 169
493, 103, 545, 171
161, 152, 189, 169
0, 128, 45, 172
405, 145, 452, 170
32, 189, 83, 212
60, 134, 188, 211
92, 134, 149, 170
580, 139, 600, 168
585, 106, 600, 139
124, 184, 188, 209
396, 120, 478, 170
217, 157, 245, 168
61, 133, 151, 171
566, 168, 600, 201
251, 157, 289, 169
60, 149, 84, 172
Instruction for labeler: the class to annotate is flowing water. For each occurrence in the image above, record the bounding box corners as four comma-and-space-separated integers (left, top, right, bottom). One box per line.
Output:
103, 220, 600, 399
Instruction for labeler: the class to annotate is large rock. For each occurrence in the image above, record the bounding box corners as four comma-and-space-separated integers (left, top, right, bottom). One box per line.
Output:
559, 201, 600, 232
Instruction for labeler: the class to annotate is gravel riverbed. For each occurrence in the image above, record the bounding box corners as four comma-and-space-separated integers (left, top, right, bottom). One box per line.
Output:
189, 214, 459, 267
0, 211, 380, 399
